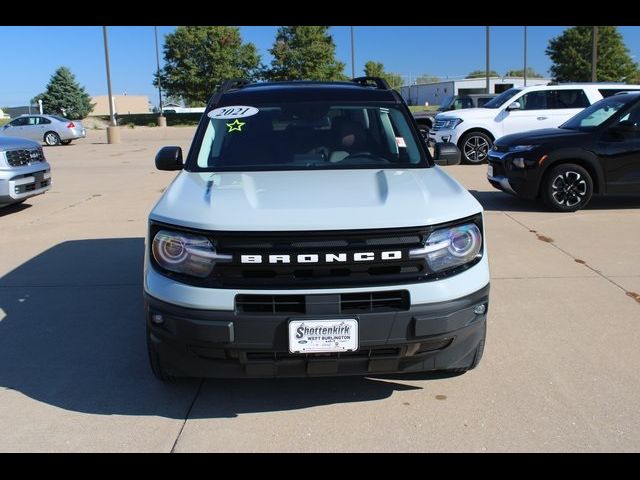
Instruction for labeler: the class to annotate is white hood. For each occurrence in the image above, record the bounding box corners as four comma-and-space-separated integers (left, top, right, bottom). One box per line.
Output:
436, 107, 499, 121
150, 168, 482, 231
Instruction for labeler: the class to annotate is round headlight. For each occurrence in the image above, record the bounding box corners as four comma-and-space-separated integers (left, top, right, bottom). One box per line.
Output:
155, 234, 188, 264
152, 230, 218, 278
448, 226, 481, 258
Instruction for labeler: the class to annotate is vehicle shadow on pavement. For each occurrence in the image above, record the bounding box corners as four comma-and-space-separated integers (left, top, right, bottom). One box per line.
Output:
0, 238, 440, 419
470, 190, 640, 212
193, 376, 425, 418
0, 203, 32, 217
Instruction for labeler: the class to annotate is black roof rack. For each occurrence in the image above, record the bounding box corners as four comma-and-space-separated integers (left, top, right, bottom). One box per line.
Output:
351, 76, 391, 90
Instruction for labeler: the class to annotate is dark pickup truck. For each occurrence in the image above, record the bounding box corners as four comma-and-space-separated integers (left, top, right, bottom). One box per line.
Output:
413, 94, 496, 138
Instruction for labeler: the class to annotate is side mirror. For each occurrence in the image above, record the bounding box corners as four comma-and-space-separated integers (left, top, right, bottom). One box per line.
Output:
434, 142, 461, 166
506, 101, 521, 111
155, 146, 183, 171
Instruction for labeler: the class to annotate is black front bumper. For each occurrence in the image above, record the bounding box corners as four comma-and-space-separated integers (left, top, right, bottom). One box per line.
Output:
145, 284, 489, 378
488, 153, 541, 199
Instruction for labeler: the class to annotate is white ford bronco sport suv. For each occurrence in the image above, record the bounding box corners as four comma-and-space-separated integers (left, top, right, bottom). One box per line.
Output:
429, 83, 640, 164
144, 77, 490, 380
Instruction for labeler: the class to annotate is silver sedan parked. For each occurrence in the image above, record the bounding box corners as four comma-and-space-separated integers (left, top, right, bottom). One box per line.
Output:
0, 114, 86, 146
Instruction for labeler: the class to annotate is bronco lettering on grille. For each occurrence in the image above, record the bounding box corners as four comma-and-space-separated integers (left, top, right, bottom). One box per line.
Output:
240, 251, 403, 264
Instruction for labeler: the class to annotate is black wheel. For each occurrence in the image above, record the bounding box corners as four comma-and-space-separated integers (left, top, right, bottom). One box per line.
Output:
44, 131, 61, 146
459, 131, 492, 164
541, 163, 593, 212
147, 329, 176, 382
61, 139, 72, 145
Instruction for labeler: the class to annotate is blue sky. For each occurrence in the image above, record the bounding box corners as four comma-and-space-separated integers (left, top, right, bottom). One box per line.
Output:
1, 26, 640, 107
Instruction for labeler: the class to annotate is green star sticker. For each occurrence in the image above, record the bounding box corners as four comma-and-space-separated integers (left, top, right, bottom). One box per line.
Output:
226, 119, 245, 133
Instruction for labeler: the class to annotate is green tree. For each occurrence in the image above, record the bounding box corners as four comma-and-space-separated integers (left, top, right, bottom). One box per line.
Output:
467, 70, 500, 78
546, 26, 639, 82
267, 26, 345, 81
155, 26, 261, 105
415, 74, 440, 84
363, 61, 403, 89
33, 67, 94, 119
505, 67, 544, 78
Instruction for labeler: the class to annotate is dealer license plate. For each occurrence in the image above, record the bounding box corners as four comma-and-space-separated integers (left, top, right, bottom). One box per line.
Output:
288, 319, 358, 354
487, 164, 494, 177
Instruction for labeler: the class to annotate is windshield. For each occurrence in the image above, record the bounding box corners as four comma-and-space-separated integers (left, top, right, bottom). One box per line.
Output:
560, 96, 628, 131
482, 88, 521, 109
193, 102, 427, 171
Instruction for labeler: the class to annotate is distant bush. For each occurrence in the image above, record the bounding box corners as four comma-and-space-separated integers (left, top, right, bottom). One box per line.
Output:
93, 112, 202, 127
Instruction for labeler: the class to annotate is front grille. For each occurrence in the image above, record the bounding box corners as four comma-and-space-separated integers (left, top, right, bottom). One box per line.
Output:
244, 346, 403, 361
236, 290, 410, 315
433, 120, 447, 130
6, 148, 45, 167
14, 178, 50, 194
150, 216, 483, 289
340, 290, 409, 313
236, 295, 306, 314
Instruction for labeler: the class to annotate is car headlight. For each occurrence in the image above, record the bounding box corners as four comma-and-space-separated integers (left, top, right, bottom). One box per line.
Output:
151, 229, 231, 278
438, 117, 463, 130
509, 144, 538, 152
409, 223, 482, 273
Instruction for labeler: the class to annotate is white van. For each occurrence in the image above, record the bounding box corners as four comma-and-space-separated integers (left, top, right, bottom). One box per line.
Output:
429, 84, 640, 163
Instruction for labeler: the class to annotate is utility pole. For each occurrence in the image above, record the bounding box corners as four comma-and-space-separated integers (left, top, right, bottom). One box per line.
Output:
524, 26, 528, 86
155, 26, 166, 127
350, 26, 355, 78
485, 26, 491, 94
592, 26, 598, 82
103, 26, 120, 144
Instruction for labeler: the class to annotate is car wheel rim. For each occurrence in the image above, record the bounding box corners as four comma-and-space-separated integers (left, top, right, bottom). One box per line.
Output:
46, 134, 56, 145
551, 171, 587, 207
463, 136, 489, 163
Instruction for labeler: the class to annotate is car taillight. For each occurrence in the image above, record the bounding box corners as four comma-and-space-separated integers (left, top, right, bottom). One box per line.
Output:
67, 122, 75, 128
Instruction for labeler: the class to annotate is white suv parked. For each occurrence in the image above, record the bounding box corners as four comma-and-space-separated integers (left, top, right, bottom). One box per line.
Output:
429, 84, 640, 164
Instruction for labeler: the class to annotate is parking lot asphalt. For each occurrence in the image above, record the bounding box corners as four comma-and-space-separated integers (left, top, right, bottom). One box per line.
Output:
1, 126, 640, 452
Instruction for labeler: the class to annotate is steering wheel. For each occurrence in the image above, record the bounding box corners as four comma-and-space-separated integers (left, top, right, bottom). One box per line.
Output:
340, 152, 387, 162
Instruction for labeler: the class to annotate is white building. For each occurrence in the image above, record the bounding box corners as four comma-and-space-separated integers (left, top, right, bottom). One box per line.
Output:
400, 77, 551, 106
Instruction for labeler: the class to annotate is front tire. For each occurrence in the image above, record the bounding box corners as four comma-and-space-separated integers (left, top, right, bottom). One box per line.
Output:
541, 163, 593, 212
459, 131, 492, 164
44, 131, 61, 146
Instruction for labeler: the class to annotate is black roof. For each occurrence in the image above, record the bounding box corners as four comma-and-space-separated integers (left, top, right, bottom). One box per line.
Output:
215, 80, 400, 105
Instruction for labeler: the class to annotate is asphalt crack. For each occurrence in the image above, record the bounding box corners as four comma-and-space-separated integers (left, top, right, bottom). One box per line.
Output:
503, 212, 639, 305
170, 379, 204, 453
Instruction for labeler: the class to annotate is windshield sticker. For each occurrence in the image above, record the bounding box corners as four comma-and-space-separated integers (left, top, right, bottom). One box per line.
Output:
395, 137, 406, 148
226, 119, 245, 133
208, 106, 259, 120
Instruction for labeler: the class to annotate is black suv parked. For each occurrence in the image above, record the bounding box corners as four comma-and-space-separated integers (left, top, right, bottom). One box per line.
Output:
487, 92, 640, 211
413, 94, 496, 138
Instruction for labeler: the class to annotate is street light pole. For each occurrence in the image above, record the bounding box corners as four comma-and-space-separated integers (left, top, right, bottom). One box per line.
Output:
102, 26, 120, 144
154, 26, 166, 127
524, 26, 528, 86
350, 26, 355, 78
592, 26, 598, 82
485, 26, 491, 94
